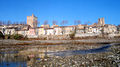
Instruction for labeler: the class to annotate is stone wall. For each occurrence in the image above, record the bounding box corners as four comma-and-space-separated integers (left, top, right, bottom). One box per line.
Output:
38, 35, 71, 40
75, 33, 100, 37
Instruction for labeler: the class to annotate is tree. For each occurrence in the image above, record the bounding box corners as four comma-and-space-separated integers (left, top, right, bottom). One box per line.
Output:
37, 21, 40, 27
0, 31, 4, 39
84, 21, 91, 25
0, 21, 2, 25
7, 20, 11, 25
74, 20, 81, 25
20, 21, 26, 25
60, 20, 68, 26
52, 20, 57, 25
44, 20, 48, 25
3, 21, 7, 25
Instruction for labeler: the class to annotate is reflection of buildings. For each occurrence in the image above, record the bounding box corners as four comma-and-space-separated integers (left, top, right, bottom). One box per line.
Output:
19, 45, 69, 67
19, 45, 68, 58
0, 53, 26, 67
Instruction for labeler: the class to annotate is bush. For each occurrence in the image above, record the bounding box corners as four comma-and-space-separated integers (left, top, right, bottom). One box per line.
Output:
5, 34, 10, 39
69, 32, 75, 39
0, 31, 4, 39
5, 34, 15, 39
13, 34, 24, 40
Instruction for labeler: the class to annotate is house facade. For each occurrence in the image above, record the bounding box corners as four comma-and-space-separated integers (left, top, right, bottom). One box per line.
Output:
104, 24, 117, 34
37, 27, 46, 35
45, 28, 55, 35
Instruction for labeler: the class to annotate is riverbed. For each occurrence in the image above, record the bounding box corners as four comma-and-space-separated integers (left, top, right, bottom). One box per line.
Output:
0, 39, 120, 67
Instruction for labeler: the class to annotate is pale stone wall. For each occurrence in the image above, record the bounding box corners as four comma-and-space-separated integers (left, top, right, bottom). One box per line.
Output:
98, 18, 105, 26
75, 33, 100, 37
17, 30, 28, 36
4, 29, 16, 35
37, 28, 46, 35
27, 14, 37, 28
54, 27, 63, 35
104, 25, 117, 34
46, 29, 54, 35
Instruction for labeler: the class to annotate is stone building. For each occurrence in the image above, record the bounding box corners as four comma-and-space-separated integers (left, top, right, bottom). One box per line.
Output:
41, 24, 50, 28
4, 27, 17, 35
27, 14, 37, 28
98, 17, 105, 26
103, 24, 117, 34
27, 28, 37, 38
45, 28, 55, 35
37, 27, 46, 35
51, 24, 59, 28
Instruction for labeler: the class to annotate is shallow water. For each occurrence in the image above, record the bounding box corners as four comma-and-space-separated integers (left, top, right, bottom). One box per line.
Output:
47, 44, 111, 56
0, 44, 117, 67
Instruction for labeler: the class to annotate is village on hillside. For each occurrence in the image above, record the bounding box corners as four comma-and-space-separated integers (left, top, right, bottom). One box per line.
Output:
0, 14, 120, 39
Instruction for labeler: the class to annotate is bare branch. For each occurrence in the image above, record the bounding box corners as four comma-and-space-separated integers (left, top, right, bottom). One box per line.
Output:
52, 20, 57, 25
74, 20, 81, 25
60, 20, 68, 25
44, 20, 48, 25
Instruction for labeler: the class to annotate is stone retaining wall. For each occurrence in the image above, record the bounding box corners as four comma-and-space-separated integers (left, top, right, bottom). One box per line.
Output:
38, 35, 71, 40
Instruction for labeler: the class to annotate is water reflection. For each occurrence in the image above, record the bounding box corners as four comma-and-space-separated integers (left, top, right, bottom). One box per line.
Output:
0, 54, 27, 67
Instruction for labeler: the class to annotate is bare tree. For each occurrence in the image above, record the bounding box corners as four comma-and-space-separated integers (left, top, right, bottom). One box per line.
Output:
2, 21, 6, 25
20, 21, 26, 25
0, 21, 2, 25
60, 20, 68, 26
13, 21, 19, 25
87, 21, 91, 25
23, 21, 26, 25
19, 21, 22, 25
13, 22, 16, 25
7, 20, 11, 25
52, 20, 57, 25
36, 21, 40, 27
44, 20, 48, 25
74, 20, 81, 25
16, 21, 19, 25
84, 21, 91, 25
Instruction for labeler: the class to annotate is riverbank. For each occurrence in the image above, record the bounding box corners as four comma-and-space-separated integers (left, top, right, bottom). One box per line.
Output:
0, 38, 120, 45
0, 38, 120, 52
0, 42, 120, 67
0, 38, 120, 67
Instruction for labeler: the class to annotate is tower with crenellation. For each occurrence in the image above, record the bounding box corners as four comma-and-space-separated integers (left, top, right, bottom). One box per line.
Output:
98, 17, 105, 26
27, 14, 37, 28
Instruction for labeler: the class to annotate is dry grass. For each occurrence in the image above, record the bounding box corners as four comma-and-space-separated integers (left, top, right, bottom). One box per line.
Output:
15, 42, 32, 45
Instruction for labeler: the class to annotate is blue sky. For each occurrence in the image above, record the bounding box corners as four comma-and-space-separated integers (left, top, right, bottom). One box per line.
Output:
0, 0, 120, 26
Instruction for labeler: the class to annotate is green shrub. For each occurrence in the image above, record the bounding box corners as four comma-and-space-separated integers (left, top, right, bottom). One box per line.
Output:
13, 34, 24, 40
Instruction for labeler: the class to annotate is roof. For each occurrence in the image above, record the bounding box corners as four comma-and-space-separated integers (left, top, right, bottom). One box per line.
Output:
37, 27, 44, 28
44, 28, 54, 30
54, 25, 75, 28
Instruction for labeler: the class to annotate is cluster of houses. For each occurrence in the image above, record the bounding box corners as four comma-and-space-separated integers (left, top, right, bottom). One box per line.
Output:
0, 14, 120, 39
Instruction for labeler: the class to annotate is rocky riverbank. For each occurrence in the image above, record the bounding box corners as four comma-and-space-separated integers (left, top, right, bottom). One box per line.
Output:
0, 38, 120, 67
26, 44, 120, 67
